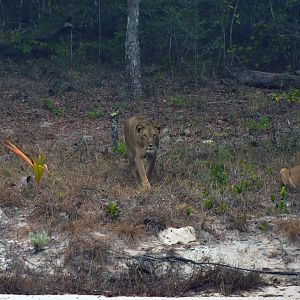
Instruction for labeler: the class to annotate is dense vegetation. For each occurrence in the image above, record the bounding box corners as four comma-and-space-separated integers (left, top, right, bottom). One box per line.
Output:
1, 0, 300, 74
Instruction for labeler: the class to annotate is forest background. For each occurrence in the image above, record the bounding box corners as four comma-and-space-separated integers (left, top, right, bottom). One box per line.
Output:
1, 0, 300, 77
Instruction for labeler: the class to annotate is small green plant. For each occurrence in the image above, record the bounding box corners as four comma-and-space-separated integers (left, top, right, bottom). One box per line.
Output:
232, 180, 245, 194
170, 95, 189, 107
106, 200, 119, 218
32, 154, 48, 185
247, 115, 269, 131
272, 88, 300, 104
217, 202, 229, 213
202, 197, 214, 210
153, 72, 166, 82
28, 231, 49, 252
216, 147, 232, 159
112, 102, 124, 112
258, 222, 269, 233
211, 164, 228, 185
4, 140, 48, 186
239, 160, 262, 191
271, 186, 290, 213
87, 108, 105, 119
183, 204, 192, 218
42, 98, 64, 116
279, 186, 288, 200
112, 141, 127, 157
271, 194, 276, 203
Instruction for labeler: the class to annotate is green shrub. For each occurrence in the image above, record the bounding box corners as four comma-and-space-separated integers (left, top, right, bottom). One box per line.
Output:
216, 147, 232, 159
183, 204, 192, 218
201, 197, 214, 210
112, 141, 127, 157
87, 108, 105, 119
211, 164, 228, 185
271, 186, 290, 213
247, 115, 269, 131
28, 231, 49, 252
170, 95, 189, 107
232, 180, 245, 194
42, 98, 64, 116
106, 200, 120, 218
258, 222, 269, 233
272, 88, 300, 104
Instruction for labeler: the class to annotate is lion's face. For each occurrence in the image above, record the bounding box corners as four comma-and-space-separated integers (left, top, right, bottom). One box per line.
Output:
136, 124, 159, 155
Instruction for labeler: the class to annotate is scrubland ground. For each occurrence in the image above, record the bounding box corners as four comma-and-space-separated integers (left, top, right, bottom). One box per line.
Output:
0, 60, 299, 296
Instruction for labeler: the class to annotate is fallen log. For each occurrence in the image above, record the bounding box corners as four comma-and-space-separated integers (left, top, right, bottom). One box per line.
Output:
234, 70, 300, 89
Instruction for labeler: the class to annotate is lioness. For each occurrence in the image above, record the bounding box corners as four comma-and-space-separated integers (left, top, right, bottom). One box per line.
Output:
280, 165, 300, 189
124, 116, 160, 189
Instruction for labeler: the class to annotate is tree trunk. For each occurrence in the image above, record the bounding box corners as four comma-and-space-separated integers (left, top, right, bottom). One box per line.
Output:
125, 0, 142, 99
234, 70, 300, 89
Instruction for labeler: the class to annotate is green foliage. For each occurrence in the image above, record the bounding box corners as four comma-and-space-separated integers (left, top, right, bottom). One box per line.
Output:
201, 197, 214, 211
1, 0, 300, 71
217, 202, 229, 213
32, 154, 47, 185
183, 204, 192, 218
112, 141, 127, 157
211, 164, 228, 185
42, 99, 64, 117
271, 186, 290, 213
258, 222, 269, 233
279, 186, 288, 200
272, 88, 300, 104
216, 147, 232, 159
247, 116, 269, 131
170, 96, 189, 107
87, 108, 105, 119
238, 160, 263, 191
106, 200, 120, 218
232, 180, 245, 194
28, 231, 49, 252
112, 102, 124, 112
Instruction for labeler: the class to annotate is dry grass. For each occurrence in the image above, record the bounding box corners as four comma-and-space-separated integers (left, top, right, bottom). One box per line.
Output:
113, 221, 145, 244
64, 235, 110, 276
275, 219, 300, 245
188, 267, 263, 296
0, 63, 299, 295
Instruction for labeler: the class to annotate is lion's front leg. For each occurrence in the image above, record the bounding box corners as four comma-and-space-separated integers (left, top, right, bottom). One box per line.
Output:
145, 154, 156, 180
135, 157, 151, 189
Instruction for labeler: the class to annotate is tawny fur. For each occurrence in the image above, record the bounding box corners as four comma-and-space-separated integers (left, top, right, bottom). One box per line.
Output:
124, 116, 160, 189
280, 165, 300, 189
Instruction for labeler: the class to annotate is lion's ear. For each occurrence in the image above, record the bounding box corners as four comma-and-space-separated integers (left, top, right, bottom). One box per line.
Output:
136, 124, 144, 133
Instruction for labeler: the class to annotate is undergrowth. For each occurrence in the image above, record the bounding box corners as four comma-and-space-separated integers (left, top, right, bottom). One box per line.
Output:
0, 65, 299, 296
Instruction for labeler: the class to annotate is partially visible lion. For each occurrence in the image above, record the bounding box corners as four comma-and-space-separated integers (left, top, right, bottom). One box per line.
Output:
124, 116, 160, 189
280, 165, 300, 189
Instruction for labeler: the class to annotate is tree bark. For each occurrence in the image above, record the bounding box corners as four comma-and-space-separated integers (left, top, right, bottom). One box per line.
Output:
125, 0, 142, 99
234, 70, 300, 89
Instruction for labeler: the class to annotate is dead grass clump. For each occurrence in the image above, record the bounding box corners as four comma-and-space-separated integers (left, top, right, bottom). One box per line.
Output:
275, 219, 300, 245
110, 262, 186, 296
188, 267, 263, 296
134, 207, 168, 235
66, 212, 101, 234
64, 235, 110, 275
226, 211, 248, 232
113, 221, 144, 244
0, 182, 25, 209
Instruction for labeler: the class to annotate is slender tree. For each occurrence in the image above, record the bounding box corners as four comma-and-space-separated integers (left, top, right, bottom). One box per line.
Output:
125, 0, 142, 98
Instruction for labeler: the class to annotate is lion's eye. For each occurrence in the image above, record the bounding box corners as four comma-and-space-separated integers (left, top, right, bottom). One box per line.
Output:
153, 134, 157, 139
143, 134, 148, 138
